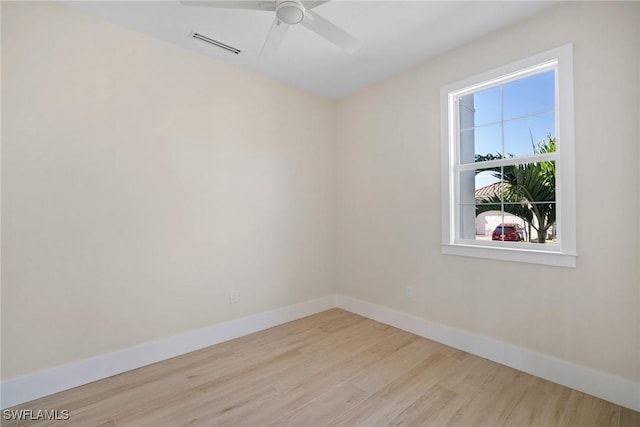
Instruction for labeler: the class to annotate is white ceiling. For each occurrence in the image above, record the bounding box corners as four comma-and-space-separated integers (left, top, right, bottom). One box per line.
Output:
63, 1, 558, 99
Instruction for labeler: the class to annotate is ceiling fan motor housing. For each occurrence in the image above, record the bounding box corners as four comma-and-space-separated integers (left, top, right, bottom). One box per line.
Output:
276, 0, 305, 25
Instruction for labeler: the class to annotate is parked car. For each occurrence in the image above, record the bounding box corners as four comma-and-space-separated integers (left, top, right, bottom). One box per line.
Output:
492, 223, 525, 241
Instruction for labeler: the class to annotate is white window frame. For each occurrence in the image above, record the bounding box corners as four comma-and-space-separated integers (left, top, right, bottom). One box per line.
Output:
440, 44, 576, 268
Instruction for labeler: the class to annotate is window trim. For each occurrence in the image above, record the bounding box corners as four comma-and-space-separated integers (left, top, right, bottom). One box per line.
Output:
440, 44, 576, 268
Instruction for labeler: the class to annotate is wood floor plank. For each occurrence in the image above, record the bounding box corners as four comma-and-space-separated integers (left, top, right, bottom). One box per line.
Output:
438, 363, 535, 426
437, 353, 500, 395
67, 373, 193, 425
190, 382, 279, 426
329, 352, 463, 426
296, 317, 391, 360
118, 388, 209, 427
270, 383, 369, 427
386, 384, 460, 426
372, 352, 459, 404
6, 309, 637, 426
366, 328, 420, 358
11, 378, 114, 425
502, 377, 573, 426
185, 348, 306, 390
218, 322, 327, 358
350, 338, 445, 395
328, 395, 396, 427
619, 406, 640, 427
275, 348, 383, 395
559, 390, 621, 427
230, 349, 381, 426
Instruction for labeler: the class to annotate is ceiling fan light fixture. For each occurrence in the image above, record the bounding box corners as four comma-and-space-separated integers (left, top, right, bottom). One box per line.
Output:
276, 1, 305, 25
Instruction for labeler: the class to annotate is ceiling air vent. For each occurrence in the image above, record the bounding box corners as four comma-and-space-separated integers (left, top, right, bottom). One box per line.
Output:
191, 32, 241, 55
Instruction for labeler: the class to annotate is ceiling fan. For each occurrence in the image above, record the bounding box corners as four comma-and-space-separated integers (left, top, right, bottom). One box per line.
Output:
180, 0, 362, 56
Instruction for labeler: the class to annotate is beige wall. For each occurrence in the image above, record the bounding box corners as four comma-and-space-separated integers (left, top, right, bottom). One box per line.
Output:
335, 1, 640, 382
1, 2, 335, 379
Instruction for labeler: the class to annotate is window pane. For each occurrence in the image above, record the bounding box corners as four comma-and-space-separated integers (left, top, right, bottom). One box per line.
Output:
469, 176, 526, 242
503, 70, 555, 120
460, 86, 501, 128
504, 112, 555, 158
525, 201, 557, 244
477, 209, 528, 242
459, 167, 503, 240
460, 123, 502, 164
474, 167, 505, 240
475, 168, 502, 194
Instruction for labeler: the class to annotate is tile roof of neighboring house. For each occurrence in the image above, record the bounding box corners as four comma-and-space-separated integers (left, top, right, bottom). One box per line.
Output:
475, 181, 507, 200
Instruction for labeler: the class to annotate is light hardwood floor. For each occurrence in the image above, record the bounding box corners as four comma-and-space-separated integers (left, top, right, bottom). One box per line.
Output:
5, 308, 640, 427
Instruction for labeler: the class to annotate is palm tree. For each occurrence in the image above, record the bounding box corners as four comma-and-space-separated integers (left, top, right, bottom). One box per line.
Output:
475, 135, 556, 243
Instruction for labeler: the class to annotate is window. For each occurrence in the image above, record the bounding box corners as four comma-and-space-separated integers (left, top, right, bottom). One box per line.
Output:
440, 44, 576, 267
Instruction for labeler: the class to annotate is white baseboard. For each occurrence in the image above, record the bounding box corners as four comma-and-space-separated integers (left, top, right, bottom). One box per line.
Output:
3, 293, 638, 412
0, 295, 336, 409
336, 294, 640, 412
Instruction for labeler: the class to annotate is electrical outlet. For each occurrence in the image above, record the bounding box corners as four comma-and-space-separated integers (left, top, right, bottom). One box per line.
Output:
404, 286, 413, 299
229, 290, 239, 304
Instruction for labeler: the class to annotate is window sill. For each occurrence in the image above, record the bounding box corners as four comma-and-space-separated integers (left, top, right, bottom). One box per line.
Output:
441, 243, 576, 268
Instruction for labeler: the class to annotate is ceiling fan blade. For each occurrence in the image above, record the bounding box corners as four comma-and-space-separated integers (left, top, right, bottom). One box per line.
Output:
180, 1, 275, 12
302, 0, 331, 10
261, 18, 289, 57
301, 10, 362, 54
